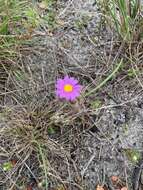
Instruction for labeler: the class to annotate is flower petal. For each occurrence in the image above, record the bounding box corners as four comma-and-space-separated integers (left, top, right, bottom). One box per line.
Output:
56, 76, 82, 101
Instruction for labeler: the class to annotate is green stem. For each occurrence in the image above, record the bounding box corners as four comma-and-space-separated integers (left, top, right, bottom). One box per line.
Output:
32, 140, 48, 190
85, 58, 123, 97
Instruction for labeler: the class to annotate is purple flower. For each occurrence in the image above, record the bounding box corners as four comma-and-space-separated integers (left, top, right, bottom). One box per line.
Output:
56, 76, 82, 101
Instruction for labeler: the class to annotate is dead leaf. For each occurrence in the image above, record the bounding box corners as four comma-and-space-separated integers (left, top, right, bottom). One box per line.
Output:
111, 175, 119, 182
96, 185, 104, 190
121, 187, 128, 190
38, 2, 47, 9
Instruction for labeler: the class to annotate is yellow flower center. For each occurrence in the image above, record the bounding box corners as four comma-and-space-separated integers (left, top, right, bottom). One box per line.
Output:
64, 84, 73, 92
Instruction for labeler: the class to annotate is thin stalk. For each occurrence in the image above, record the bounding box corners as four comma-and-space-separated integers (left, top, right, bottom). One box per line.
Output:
32, 140, 49, 190
85, 58, 123, 97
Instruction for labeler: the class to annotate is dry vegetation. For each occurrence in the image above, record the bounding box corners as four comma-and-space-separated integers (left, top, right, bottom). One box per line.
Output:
0, 0, 143, 190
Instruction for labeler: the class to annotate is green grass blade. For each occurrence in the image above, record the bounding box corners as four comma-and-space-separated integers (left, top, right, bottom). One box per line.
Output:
85, 58, 123, 97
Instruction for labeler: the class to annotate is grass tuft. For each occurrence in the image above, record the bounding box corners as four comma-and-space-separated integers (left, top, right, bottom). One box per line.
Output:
97, 0, 143, 42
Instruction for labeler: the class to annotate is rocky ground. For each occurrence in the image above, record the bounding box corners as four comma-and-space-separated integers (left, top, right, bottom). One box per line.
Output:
0, 0, 143, 190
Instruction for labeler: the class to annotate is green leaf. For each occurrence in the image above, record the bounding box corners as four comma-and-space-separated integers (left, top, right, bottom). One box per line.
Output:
125, 149, 141, 163
2, 162, 13, 171
0, 21, 9, 35
91, 100, 102, 109
48, 126, 55, 134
